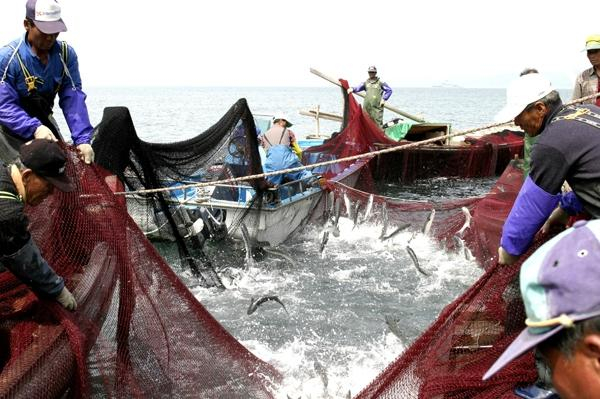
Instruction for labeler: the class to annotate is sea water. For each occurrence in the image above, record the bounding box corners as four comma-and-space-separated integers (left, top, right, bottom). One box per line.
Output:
67, 86, 571, 398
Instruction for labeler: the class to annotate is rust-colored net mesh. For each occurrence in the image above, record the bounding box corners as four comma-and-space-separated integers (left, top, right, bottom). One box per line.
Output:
0, 152, 279, 398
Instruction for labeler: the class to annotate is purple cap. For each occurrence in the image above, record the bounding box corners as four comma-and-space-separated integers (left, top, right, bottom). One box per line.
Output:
26, 0, 67, 35
19, 139, 74, 192
483, 219, 600, 380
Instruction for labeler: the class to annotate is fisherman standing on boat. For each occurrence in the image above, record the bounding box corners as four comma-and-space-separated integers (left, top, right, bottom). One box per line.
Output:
485, 219, 600, 398
348, 66, 393, 127
0, 139, 76, 310
259, 115, 312, 185
572, 35, 600, 106
0, 0, 94, 165
496, 73, 600, 265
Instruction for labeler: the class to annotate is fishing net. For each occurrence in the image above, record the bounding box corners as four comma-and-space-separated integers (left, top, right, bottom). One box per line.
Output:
92, 100, 270, 286
351, 162, 557, 399
0, 149, 280, 398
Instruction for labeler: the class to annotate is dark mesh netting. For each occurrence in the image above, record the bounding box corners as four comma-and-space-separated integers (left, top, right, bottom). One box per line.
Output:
92, 100, 270, 287
0, 150, 280, 398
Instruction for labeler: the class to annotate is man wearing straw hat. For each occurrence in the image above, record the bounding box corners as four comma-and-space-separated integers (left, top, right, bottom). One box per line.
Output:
572, 35, 600, 106
496, 73, 600, 265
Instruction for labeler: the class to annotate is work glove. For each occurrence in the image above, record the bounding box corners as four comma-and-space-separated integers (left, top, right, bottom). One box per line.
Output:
380, 99, 386, 107
56, 286, 77, 311
77, 143, 95, 164
347, 88, 353, 94
497, 246, 519, 266
34, 125, 58, 142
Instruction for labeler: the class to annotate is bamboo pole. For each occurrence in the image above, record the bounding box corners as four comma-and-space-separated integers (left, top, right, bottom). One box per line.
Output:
310, 67, 426, 123
299, 109, 344, 122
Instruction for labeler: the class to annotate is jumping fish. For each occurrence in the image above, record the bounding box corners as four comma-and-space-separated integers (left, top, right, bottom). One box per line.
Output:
240, 223, 254, 269
344, 193, 352, 219
352, 200, 361, 229
380, 202, 389, 239
406, 245, 430, 276
381, 223, 411, 241
314, 360, 329, 390
346, 390, 352, 399
247, 296, 288, 315
384, 315, 404, 341
263, 247, 299, 268
421, 208, 436, 236
320, 230, 330, 256
331, 198, 341, 237
452, 234, 465, 254
457, 207, 472, 237
362, 194, 374, 223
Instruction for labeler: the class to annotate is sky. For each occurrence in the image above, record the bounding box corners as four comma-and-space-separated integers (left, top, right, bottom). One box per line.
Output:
0, 0, 597, 89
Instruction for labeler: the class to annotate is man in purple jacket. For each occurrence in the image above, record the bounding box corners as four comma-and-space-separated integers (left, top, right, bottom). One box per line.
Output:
0, 0, 94, 165
348, 66, 393, 127
496, 73, 600, 265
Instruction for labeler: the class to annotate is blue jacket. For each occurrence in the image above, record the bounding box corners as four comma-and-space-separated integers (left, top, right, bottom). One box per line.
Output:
0, 34, 93, 145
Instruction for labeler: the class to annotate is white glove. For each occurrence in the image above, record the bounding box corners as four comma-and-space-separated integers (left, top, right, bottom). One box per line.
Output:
347, 88, 353, 94
380, 99, 386, 107
56, 286, 77, 311
498, 247, 519, 266
34, 125, 58, 142
77, 143, 95, 164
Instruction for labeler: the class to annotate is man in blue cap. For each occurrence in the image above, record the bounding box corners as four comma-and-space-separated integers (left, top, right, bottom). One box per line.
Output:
0, 139, 76, 310
484, 219, 600, 398
0, 0, 94, 165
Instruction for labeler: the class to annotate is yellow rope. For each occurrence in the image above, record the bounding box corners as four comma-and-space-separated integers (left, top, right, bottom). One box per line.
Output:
113, 92, 600, 196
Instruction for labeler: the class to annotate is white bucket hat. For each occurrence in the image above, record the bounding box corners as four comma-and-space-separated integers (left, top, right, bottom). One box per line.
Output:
495, 74, 554, 122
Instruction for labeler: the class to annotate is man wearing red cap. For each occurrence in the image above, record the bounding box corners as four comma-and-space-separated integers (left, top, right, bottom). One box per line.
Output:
0, 139, 76, 310
572, 35, 600, 106
0, 0, 94, 165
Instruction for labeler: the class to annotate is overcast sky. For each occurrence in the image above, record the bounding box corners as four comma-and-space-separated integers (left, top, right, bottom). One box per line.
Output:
1, 0, 596, 88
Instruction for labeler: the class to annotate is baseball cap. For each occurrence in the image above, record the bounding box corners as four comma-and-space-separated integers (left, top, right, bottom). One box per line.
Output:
585, 34, 600, 51
19, 139, 74, 192
495, 73, 554, 122
483, 219, 600, 380
368, 66, 377, 73
273, 114, 293, 128
26, 0, 67, 35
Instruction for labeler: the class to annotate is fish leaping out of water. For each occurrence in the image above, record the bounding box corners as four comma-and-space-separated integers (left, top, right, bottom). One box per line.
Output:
457, 207, 472, 237
406, 245, 431, 276
421, 209, 436, 236
247, 296, 288, 315
380, 223, 411, 241
362, 194, 374, 223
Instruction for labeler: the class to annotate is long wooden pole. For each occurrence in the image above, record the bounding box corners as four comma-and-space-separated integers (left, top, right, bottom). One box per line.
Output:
310, 67, 426, 123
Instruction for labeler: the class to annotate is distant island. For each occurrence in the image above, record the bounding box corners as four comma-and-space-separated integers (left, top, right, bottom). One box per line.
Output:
432, 81, 463, 89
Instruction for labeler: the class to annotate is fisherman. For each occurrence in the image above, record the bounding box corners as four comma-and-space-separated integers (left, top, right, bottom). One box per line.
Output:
348, 66, 393, 127
0, 139, 76, 310
0, 0, 94, 165
484, 219, 600, 399
519, 68, 540, 177
496, 73, 600, 265
572, 35, 600, 106
259, 115, 312, 185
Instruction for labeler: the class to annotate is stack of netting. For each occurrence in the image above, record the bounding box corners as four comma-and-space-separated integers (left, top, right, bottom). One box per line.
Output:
0, 151, 280, 398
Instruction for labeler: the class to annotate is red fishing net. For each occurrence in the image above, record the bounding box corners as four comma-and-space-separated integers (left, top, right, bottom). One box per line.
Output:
0, 151, 279, 398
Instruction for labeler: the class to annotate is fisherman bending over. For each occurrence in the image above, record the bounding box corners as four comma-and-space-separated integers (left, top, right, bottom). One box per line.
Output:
496, 73, 600, 265
0, 0, 94, 165
259, 115, 312, 185
0, 139, 76, 310
348, 66, 393, 127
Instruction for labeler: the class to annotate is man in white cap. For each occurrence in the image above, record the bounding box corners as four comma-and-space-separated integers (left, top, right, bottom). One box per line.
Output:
258, 115, 312, 185
496, 73, 600, 265
572, 35, 600, 106
0, 0, 95, 165
348, 66, 393, 127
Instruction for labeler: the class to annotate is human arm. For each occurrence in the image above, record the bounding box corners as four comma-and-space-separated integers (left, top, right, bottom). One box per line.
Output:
381, 82, 393, 101
0, 78, 43, 139
350, 82, 366, 94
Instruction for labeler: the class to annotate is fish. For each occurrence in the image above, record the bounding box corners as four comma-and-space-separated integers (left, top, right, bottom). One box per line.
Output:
362, 194, 374, 223
381, 223, 411, 241
263, 247, 299, 268
320, 230, 330, 255
331, 198, 341, 237
384, 315, 404, 341
352, 200, 361, 229
380, 202, 389, 239
452, 234, 465, 254
344, 193, 352, 218
247, 296, 289, 315
240, 223, 254, 269
314, 360, 329, 390
421, 208, 436, 236
457, 207, 472, 237
406, 245, 430, 276
346, 390, 352, 399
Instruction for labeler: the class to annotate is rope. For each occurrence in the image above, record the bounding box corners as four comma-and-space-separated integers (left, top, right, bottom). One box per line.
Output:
113, 92, 600, 196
